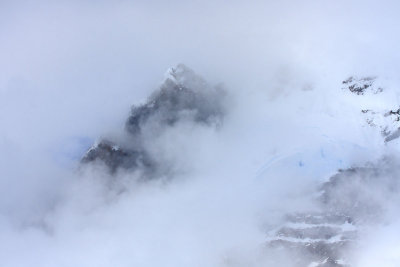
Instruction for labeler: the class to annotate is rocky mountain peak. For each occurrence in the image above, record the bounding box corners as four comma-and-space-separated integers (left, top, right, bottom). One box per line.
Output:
163, 64, 208, 92
82, 65, 225, 174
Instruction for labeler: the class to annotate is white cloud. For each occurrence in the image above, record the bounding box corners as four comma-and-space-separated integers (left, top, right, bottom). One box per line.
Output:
1, 0, 400, 266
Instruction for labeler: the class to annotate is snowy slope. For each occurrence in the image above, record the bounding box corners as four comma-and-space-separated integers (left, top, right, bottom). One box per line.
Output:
261, 76, 400, 266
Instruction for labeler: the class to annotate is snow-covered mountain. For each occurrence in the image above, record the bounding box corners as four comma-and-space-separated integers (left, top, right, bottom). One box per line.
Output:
3, 1, 400, 266
262, 76, 400, 266
81, 67, 400, 267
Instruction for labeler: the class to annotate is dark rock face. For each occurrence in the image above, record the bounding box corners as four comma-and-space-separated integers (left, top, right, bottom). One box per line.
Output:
81, 140, 154, 174
126, 67, 225, 135
320, 167, 389, 222
266, 162, 400, 266
81, 64, 225, 174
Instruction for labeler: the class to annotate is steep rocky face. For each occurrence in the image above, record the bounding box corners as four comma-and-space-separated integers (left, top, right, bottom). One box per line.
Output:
266, 178, 356, 266
319, 166, 399, 222
81, 64, 225, 174
266, 160, 400, 267
263, 77, 400, 266
126, 65, 225, 136
81, 140, 154, 174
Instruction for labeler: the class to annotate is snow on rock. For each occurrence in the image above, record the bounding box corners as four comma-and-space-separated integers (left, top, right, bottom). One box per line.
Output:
341, 76, 400, 142
265, 157, 400, 267
81, 139, 154, 174
342, 76, 382, 95
362, 108, 400, 142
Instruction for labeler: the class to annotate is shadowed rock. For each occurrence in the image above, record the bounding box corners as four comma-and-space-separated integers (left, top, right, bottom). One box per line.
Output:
266, 161, 400, 266
81, 140, 154, 174
126, 64, 225, 135
82, 64, 225, 174
319, 165, 400, 222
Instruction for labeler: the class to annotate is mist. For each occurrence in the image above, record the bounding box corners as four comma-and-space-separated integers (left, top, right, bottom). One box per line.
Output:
1, 0, 400, 266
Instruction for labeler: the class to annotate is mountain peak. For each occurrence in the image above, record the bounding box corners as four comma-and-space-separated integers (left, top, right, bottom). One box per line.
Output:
163, 64, 208, 91
82, 65, 225, 174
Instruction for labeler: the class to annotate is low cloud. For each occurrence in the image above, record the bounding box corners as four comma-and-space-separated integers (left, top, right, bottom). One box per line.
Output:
1, 1, 400, 266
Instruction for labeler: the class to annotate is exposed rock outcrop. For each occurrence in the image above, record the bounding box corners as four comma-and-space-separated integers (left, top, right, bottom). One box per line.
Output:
81, 64, 226, 174
266, 160, 400, 266
81, 140, 154, 174
342, 76, 382, 95
126, 65, 225, 136
342, 76, 400, 142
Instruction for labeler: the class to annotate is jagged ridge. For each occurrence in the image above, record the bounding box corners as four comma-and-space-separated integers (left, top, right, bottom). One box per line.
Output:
266, 160, 400, 267
81, 64, 225, 174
